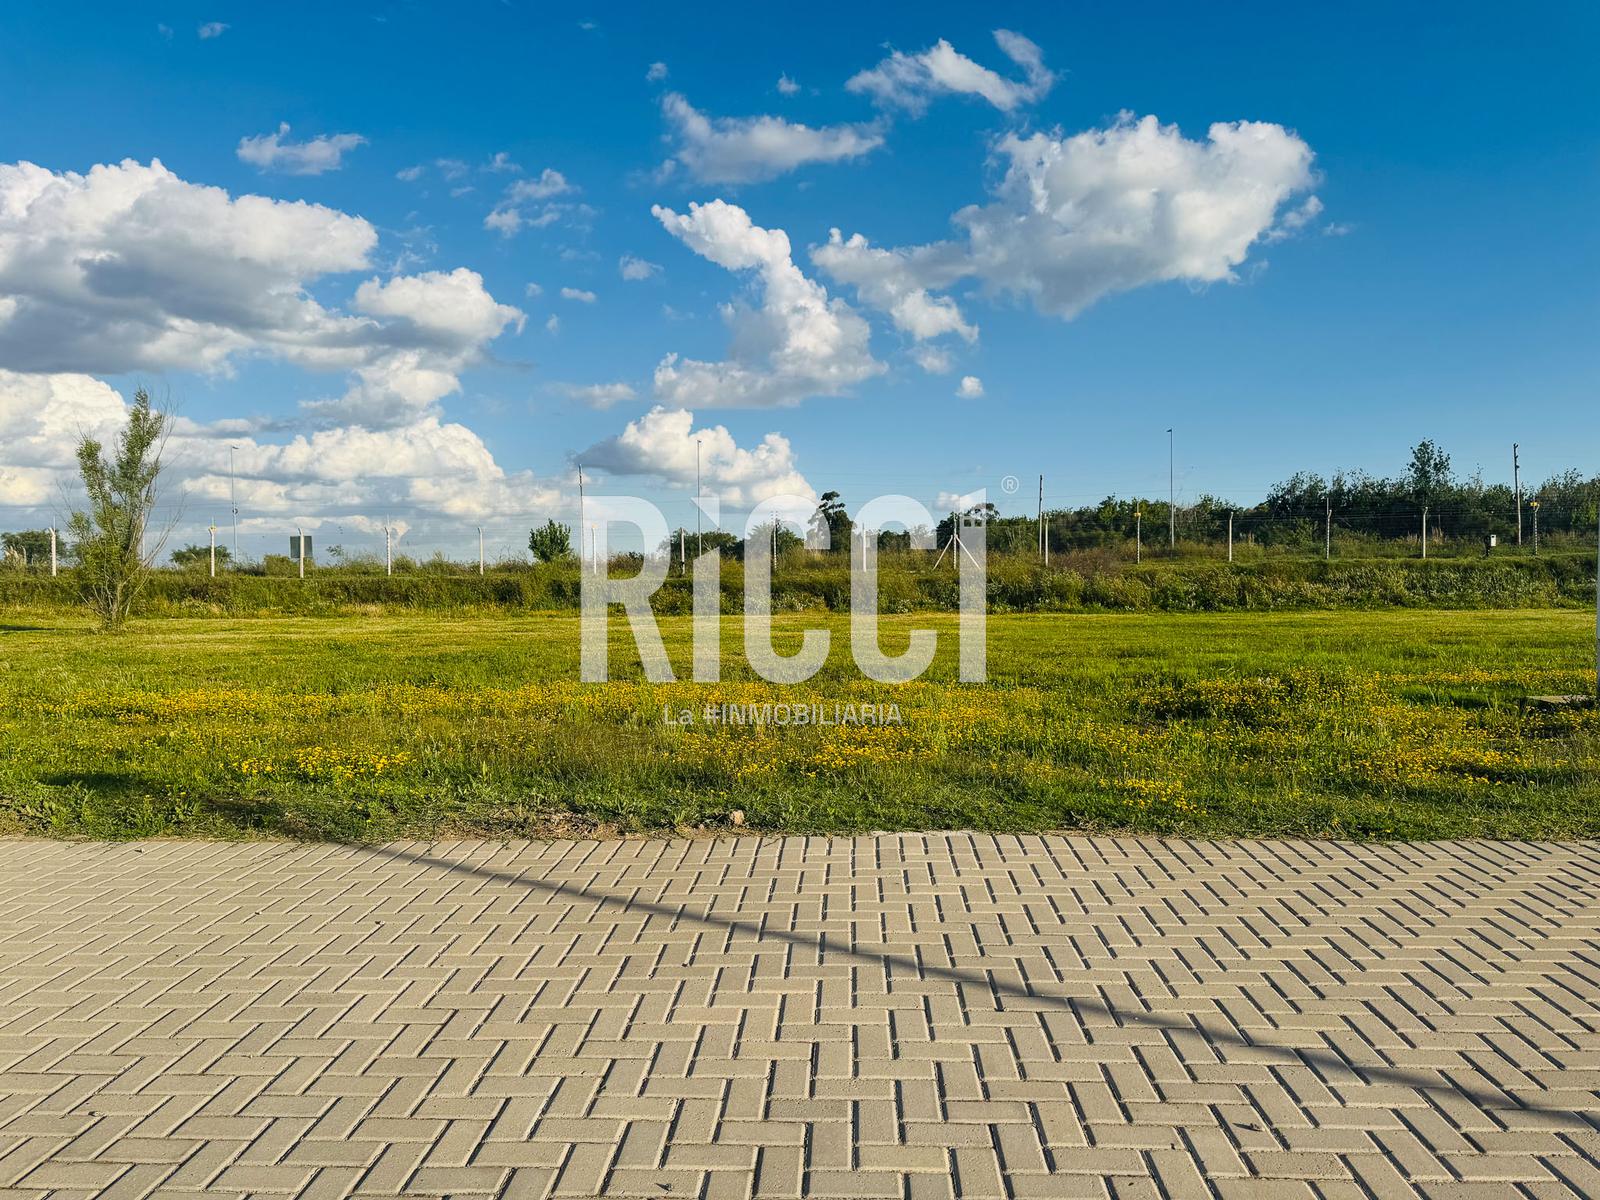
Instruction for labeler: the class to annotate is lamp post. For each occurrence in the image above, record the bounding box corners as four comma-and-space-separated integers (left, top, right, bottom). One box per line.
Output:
1530, 500, 1540, 556
228, 445, 239, 558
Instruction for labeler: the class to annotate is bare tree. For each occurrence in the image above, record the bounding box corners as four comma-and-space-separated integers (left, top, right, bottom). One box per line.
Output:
69, 388, 175, 630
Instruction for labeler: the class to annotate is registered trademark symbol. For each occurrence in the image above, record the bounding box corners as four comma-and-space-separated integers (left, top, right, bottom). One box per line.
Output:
1001, 475, 1020, 494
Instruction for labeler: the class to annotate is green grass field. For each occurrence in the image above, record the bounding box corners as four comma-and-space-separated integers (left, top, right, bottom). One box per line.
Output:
2, 609, 1595, 841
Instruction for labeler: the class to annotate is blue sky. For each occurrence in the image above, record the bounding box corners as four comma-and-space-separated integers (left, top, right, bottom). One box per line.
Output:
1, 1, 1595, 558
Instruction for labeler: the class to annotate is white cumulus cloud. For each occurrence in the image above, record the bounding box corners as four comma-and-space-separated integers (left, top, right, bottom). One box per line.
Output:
580, 406, 814, 505
0, 158, 522, 430
619, 254, 661, 281
0, 371, 564, 532
560, 382, 637, 410
484, 169, 581, 236
236, 123, 367, 175
658, 93, 883, 184
955, 375, 983, 399
812, 230, 975, 342
817, 113, 1317, 330
560, 287, 596, 303
847, 29, 1054, 115
649, 200, 883, 408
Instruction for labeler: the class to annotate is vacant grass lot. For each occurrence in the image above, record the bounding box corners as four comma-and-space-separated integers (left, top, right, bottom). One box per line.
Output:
1, 609, 1595, 841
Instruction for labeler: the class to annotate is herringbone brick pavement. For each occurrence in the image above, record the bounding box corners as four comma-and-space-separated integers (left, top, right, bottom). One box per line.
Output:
0, 836, 1597, 1199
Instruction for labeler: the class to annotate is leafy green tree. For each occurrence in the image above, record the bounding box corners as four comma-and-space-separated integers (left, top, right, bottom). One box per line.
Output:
69, 388, 171, 630
1406, 440, 1453, 503
664, 527, 742, 569
1, 530, 58, 567
528, 519, 574, 563
171, 543, 231, 569
810, 491, 852, 551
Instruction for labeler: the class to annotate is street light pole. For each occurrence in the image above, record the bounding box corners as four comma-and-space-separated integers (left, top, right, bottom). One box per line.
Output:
228, 445, 240, 558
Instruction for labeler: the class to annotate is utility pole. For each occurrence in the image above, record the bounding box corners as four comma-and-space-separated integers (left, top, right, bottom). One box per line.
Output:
576, 463, 586, 574
1531, 500, 1540, 555
695, 437, 703, 558
1167, 428, 1175, 551
1422, 506, 1428, 559
385, 517, 392, 576
48, 527, 57, 577
1227, 511, 1234, 563
296, 526, 305, 579
1037, 475, 1044, 562
679, 528, 687, 575
209, 523, 216, 578
1135, 509, 1142, 564
477, 526, 484, 575
1514, 443, 1522, 546
1325, 494, 1332, 561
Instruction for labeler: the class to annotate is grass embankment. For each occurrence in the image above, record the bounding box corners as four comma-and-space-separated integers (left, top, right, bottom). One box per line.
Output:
0, 551, 1593, 615
1, 609, 1595, 841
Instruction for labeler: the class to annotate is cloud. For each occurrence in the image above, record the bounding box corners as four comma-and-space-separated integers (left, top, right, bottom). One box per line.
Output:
619, 254, 661, 281
1263, 195, 1324, 242
935, 489, 985, 514
580, 406, 814, 505
545, 315, 560, 334
560, 382, 636, 410
812, 230, 975, 342
817, 113, 1316, 328
484, 151, 519, 174
777, 74, 800, 96
236, 123, 367, 176
353, 268, 524, 347
484, 169, 580, 236
0, 371, 126, 507
911, 346, 952, 374
197, 21, 228, 39
0, 158, 522, 429
646, 62, 669, 82
955, 375, 983, 398
560, 287, 597, 303
658, 93, 883, 184
395, 164, 425, 182
0, 371, 563, 531
649, 200, 883, 408
847, 29, 1054, 115
524, 282, 543, 297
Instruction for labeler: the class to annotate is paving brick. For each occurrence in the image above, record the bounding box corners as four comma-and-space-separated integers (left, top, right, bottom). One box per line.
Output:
0, 835, 1596, 1200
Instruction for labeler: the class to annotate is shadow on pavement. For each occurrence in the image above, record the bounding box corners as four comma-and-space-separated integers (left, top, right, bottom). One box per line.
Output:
359, 841, 1598, 1131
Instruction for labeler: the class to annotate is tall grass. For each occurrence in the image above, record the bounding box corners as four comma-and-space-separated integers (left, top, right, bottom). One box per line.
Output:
1, 550, 1592, 616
